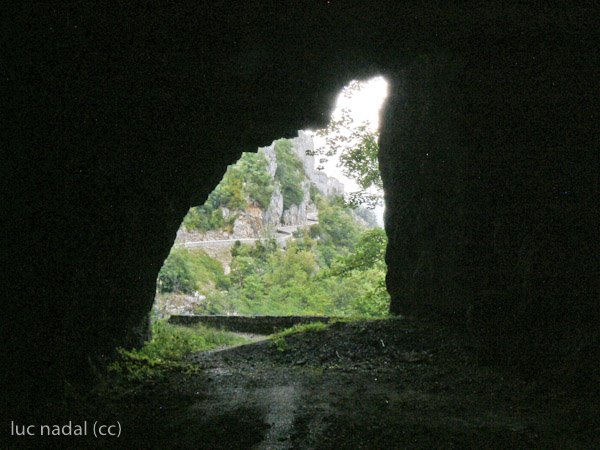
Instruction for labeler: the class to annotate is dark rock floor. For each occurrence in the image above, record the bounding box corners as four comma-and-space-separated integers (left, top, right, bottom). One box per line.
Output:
7, 318, 599, 449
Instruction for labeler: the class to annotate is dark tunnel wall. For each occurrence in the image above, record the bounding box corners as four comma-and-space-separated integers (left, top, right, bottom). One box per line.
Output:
379, 50, 598, 377
3, 3, 598, 410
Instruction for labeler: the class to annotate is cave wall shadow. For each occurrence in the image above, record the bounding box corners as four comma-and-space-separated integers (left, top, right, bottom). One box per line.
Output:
379, 52, 598, 384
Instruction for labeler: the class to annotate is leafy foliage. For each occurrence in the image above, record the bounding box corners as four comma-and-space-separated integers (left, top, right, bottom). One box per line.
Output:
313, 195, 362, 264
324, 228, 390, 317
338, 130, 382, 208
183, 150, 273, 232
308, 80, 384, 208
194, 220, 389, 318
328, 228, 387, 276
237, 150, 275, 209
157, 248, 225, 294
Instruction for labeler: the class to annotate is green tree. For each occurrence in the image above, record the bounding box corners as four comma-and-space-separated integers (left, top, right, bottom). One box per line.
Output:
236, 151, 274, 208
308, 80, 383, 208
230, 255, 258, 287
266, 247, 318, 286
338, 129, 382, 208
329, 228, 387, 275
157, 248, 225, 294
324, 228, 390, 317
157, 249, 196, 293
314, 195, 362, 264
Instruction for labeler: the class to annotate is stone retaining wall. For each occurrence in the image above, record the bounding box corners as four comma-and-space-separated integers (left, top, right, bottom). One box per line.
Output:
168, 315, 334, 335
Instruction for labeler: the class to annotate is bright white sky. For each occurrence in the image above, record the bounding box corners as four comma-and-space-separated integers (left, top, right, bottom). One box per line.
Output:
305, 76, 389, 226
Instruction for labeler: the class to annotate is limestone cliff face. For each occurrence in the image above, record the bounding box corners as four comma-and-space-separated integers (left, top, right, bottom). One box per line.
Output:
188, 133, 344, 240
282, 180, 313, 226
262, 141, 278, 178
291, 131, 345, 197
261, 133, 343, 229
263, 183, 283, 230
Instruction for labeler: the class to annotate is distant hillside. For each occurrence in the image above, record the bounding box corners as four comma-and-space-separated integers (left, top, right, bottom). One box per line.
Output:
155, 133, 384, 317
176, 132, 376, 243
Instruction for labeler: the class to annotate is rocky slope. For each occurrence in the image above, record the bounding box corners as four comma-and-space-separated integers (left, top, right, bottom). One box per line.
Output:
176, 132, 344, 243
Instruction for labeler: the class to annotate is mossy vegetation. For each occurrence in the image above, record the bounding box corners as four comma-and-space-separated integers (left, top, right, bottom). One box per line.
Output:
134, 320, 248, 361
272, 322, 329, 339
270, 322, 329, 352
109, 320, 249, 381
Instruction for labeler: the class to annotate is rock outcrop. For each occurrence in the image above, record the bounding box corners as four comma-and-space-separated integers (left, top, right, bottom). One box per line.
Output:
232, 205, 264, 239
282, 180, 311, 226
179, 134, 345, 242
263, 183, 284, 230
291, 131, 345, 197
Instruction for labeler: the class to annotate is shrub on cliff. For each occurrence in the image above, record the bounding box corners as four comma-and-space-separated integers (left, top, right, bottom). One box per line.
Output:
274, 139, 305, 209
182, 151, 274, 232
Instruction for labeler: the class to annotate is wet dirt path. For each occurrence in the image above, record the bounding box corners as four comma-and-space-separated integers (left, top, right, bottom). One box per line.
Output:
64, 318, 598, 449
180, 319, 598, 449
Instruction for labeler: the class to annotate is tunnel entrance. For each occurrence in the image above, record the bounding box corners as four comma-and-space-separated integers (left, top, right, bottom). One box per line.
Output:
103, 71, 594, 447
152, 77, 389, 325
6, 4, 597, 447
